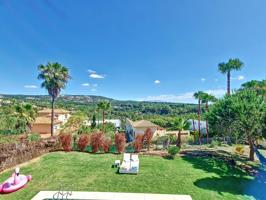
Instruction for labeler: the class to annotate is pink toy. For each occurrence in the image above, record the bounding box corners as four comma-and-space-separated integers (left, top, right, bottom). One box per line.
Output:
0, 168, 31, 194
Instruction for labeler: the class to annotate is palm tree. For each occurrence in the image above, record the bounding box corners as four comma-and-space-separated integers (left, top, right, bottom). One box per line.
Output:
201, 93, 217, 143
38, 62, 71, 137
170, 118, 190, 148
218, 58, 244, 95
97, 101, 111, 132
193, 91, 205, 144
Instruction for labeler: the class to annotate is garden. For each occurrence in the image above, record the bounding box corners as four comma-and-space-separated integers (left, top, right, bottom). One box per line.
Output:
0, 151, 258, 200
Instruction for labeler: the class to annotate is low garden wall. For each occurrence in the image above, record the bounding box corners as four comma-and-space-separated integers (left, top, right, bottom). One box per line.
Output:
0, 137, 60, 172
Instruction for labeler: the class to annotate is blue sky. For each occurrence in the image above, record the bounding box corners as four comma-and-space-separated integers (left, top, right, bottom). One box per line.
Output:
0, 0, 265, 103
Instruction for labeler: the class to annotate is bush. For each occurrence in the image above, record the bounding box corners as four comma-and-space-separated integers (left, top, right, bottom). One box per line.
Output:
166, 146, 180, 159
169, 135, 177, 145
209, 140, 221, 148
27, 133, 41, 142
103, 137, 112, 153
235, 145, 245, 155
134, 135, 143, 153
143, 128, 153, 151
168, 146, 180, 156
115, 133, 126, 153
59, 134, 72, 152
78, 134, 90, 152
185, 136, 195, 145
91, 132, 105, 153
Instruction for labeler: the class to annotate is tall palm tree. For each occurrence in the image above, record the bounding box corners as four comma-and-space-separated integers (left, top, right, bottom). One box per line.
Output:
193, 91, 205, 144
97, 101, 111, 132
218, 58, 244, 95
201, 93, 217, 143
38, 62, 71, 137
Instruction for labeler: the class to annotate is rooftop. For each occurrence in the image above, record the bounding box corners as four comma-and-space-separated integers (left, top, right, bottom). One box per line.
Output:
38, 108, 70, 114
129, 119, 161, 128
32, 117, 62, 125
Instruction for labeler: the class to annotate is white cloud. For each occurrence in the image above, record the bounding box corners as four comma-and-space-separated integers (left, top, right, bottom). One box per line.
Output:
89, 73, 105, 79
88, 69, 105, 79
81, 83, 90, 87
88, 69, 96, 74
237, 75, 244, 80
138, 89, 226, 103
91, 88, 97, 92
24, 85, 38, 89
201, 78, 206, 82
231, 75, 245, 81
204, 89, 227, 98
154, 80, 160, 84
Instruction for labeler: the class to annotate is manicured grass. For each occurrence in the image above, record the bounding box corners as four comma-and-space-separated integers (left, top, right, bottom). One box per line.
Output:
0, 152, 255, 200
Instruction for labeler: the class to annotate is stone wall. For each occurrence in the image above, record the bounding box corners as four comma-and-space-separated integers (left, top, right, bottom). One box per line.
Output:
0, 137, 60, 172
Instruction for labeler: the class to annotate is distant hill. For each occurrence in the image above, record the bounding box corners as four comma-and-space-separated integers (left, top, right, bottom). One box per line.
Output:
0, 94, 114, 104
0, 94, 196, 105
0, 94, 198, 119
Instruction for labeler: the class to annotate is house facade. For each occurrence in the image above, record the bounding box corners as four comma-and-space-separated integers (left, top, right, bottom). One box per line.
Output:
31, 108, 70, 136
125, 119, 166, 142
37, 109, 70, 124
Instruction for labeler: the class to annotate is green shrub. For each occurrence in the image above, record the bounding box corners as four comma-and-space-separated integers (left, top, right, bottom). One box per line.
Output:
169, 135, 177, 144
167, 146, 180, 158
209, 140, 221, 148
182, 135, 194, 144
125, 146, 135, 153
27, 133, 41, 142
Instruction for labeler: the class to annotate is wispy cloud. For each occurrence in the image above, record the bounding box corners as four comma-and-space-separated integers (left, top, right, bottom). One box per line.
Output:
90, 73, 105, 79
91, 88, 97, 92
138, 89, 226, 103
88, 69, 105, 79
201, 78, 206, 82
237, 75, 244, 80
24, 85, 38, 89
88, 69, 96, 74
231, 75, 245, 81
154, 80, 160, 84
81, 83, 90, 87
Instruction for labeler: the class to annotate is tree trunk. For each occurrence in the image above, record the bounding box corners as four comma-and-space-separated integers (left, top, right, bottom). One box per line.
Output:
192, 119, 196, 143
198, 99, 201, 144
227, 71, 231, 95
102, 111, 105, 132
177, 130, 181, 148
249, 138, 255, 161
205, 102, 209, 143
51, 98, 55, 137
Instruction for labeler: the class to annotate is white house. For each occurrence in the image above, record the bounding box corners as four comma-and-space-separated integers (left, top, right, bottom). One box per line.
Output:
86, 119, 121, 129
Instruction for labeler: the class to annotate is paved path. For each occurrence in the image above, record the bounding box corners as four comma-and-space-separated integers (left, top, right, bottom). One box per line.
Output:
32, 191, 192, 200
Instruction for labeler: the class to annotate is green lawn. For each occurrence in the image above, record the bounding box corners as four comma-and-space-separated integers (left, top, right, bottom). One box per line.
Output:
0, 152, 256, 200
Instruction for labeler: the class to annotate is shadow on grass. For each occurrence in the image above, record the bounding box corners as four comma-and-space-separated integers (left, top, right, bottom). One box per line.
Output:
182, 155, 247, 176
182, 153, 266, 199
194, 174, 266, 200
